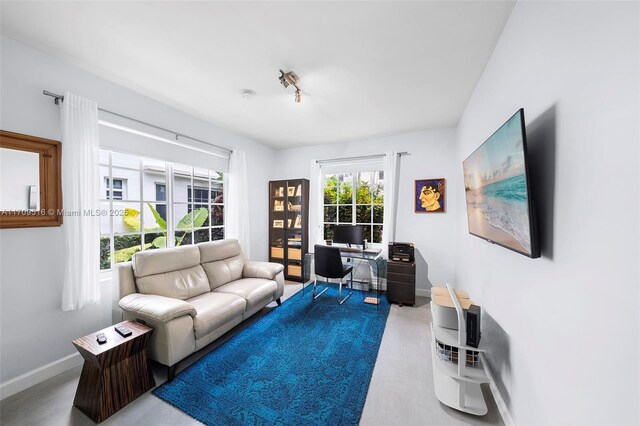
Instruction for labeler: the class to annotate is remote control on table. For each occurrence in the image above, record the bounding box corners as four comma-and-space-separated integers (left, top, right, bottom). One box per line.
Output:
96, 333, 107, 344
115, 325, 132, 337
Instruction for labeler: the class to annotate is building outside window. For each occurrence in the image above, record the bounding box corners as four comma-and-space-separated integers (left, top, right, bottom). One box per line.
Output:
322, 171, 384, 244
99, 149, 224, 270
105, 177, 125, 200
155, 183, 167, 220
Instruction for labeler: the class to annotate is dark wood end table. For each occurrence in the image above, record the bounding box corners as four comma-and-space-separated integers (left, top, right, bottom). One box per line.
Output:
72, 320, 155, 423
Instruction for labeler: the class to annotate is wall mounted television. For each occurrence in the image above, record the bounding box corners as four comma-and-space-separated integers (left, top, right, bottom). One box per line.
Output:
462, 109, 540, 258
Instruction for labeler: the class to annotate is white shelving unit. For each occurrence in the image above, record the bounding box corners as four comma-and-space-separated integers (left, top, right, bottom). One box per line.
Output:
431, 284, 489, 416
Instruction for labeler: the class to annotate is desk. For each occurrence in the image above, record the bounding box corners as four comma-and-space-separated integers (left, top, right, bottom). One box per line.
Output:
303, 248, 386, 306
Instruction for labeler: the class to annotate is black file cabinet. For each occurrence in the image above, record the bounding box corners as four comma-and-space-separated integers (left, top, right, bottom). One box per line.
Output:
386, 261, 416, 306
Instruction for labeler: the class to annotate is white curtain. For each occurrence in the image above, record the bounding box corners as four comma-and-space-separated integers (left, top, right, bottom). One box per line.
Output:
309, 159, 324, 252
381, 151, 399, 258
61, 92, 101, 311
226, 150, 251, 258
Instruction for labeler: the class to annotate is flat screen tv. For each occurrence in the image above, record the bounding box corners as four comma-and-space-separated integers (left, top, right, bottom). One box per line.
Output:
463, 109, 540, 258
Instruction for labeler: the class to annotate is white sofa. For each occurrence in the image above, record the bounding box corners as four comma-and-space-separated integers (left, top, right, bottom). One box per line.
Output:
115, 239, 284, 381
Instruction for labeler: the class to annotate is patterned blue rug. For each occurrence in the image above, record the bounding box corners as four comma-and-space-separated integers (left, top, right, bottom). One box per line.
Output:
153, 285, 390, 426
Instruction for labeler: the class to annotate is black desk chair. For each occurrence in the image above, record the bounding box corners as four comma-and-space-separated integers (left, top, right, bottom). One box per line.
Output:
313, 244, 354, 305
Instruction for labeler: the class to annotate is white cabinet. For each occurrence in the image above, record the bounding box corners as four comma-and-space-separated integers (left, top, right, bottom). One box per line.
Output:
431, 284, 489, 416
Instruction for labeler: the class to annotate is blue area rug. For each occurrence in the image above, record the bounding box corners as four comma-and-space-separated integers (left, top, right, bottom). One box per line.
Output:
153, 285, 390, 426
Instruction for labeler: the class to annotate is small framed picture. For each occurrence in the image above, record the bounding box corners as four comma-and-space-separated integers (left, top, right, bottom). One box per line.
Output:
415, 178, 445, 213
275, 187, 284, 197
273, 219, 284, 228
274, 200, 284, 211
287, 186, 296, 197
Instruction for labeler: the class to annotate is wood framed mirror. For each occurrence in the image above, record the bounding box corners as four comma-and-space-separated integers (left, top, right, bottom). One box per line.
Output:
0, 130, 63, 228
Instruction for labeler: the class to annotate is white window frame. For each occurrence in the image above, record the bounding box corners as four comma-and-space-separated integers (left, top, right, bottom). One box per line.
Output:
99, 149, 224, 271
322, 170, 384, 246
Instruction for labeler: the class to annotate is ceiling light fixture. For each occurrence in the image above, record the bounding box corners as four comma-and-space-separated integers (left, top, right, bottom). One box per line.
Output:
241, 89, 256, 99
279, 69, 302, 103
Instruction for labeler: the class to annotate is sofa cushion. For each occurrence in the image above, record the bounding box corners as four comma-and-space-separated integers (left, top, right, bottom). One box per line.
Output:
188, 292, 246, 340
135, 265, 210, 300
199, 240, 246, 290
132, 245, 210, 300
133, 245, 200, 277
214, 278, 277, 311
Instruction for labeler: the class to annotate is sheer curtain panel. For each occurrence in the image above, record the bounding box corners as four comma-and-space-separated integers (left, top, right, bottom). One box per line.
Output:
381, 151, 399, 257
225, 150, 251, 258
309, 159, 324, 252
61, 92, 101, 311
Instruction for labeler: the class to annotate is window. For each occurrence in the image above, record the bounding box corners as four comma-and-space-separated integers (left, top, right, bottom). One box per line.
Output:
323, 171, 384, 244
105, 177, 126, 200
189, 187, 210, 205
173, 165, 224, 245
99, 150, 224, 270
155, 183, 167, 220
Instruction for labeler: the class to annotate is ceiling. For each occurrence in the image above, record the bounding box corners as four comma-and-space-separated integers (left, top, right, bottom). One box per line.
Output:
1, 1, 514, 149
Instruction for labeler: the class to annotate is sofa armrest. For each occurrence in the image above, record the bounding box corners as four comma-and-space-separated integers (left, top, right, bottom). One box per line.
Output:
115, 261, 136, 298
243, 261, 285, 280
119, 293, 197, 323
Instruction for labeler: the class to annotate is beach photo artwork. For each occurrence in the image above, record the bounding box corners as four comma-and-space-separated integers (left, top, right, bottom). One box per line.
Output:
463, 111, 533, 255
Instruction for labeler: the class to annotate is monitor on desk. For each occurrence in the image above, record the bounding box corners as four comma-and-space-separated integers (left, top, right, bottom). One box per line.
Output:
333, 225, 364, 247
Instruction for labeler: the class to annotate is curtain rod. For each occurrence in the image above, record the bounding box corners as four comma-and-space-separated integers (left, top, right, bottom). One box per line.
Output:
316, 152, 409, 165
43, 90, 232, 157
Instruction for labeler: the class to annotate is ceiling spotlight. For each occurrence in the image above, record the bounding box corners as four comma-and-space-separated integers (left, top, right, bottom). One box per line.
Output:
279, 69, 302, 103
279, 70, 298, 88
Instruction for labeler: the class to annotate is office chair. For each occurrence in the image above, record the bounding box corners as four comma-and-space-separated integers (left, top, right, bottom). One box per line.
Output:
313, 244, 354, 305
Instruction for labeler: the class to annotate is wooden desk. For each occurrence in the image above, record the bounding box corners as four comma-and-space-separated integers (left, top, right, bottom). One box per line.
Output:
72, 320, 155, 423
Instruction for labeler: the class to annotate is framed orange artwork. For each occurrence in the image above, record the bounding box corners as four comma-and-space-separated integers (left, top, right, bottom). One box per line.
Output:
415, 178, 445, 213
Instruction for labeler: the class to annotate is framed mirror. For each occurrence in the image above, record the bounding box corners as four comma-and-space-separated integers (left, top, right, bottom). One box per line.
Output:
0, 130, 63, 228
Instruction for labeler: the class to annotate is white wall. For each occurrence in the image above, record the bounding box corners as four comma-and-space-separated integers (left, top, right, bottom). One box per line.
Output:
273, 128, 458, 293
0, 36, 274, 384
455, 2, 639, 424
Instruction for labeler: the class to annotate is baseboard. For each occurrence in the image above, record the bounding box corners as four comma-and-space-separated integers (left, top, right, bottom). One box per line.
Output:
0, 352, 83, 401
416, 288, 431, 297
480, 353, 515, 426
489, 380, 515, 426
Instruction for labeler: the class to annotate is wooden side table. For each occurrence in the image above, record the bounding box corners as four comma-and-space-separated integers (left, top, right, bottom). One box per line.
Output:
72, 320, 155, 423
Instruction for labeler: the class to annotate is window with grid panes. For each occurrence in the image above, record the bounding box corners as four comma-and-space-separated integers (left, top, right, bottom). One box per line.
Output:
104, 177, 125, 200
99, 149, 224, 270
323, 171, 384, 244
174, 164, 224, 245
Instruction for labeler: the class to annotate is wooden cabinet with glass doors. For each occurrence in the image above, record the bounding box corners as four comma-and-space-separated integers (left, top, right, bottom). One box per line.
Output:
268, 179, 309, 282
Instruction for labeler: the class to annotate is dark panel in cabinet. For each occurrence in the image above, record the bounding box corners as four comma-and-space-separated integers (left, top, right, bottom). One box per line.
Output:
386, 261, 416, 306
